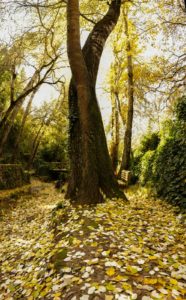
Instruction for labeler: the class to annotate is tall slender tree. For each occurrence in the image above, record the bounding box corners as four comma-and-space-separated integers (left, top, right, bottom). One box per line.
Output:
110, 92, 120, 172
119, 7, 134, 172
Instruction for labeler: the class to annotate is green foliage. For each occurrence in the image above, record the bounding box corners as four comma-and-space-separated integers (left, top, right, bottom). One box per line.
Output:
33, 99, 69, 178
139, 150, 156, 186
152, 134, 186, 208
131, 132, 160, 182
138, 132, 160, 154
133, 96, 186, 209
38, 139, 67, 163
175, 95, 186, 122
0, 164, 30, 189
1, 109, 33, 164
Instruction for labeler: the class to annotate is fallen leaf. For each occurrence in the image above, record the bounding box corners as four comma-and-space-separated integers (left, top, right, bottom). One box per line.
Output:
106, 267, 115, 276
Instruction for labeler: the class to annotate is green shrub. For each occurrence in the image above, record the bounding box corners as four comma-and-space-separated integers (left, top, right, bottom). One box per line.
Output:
131, 132, 160, 181
139, 150, 156, 186
175, 95, 186, 122
139, 132, 160, 154
0, 164, 30, 189
152, 133, 186, 208
133, 95, 186, 209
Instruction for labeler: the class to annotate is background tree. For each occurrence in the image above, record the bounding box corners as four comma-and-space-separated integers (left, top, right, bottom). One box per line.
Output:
0, 3, 66, 158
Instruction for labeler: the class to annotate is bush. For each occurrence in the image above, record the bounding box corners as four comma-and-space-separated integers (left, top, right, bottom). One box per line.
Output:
175, 95, 186, 122
139, 150, 156, 186
131, 132, 160, 181
0, 164, 30, 189
139, 132, 160, 154
133, 96, 186, 209
152, 130, 186, 208
38, 141, 67, 163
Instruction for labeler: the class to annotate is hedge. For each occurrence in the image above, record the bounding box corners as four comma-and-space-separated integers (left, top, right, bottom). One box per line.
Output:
0, 164, 30, 190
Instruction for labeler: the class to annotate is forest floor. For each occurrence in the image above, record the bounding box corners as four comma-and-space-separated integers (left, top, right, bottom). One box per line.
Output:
0, 180, 186, 300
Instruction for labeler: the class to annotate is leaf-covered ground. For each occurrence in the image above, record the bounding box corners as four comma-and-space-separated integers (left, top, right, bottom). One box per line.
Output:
0, 181, 186, 300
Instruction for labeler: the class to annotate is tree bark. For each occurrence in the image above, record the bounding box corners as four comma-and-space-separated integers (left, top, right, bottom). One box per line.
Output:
110, 92, 120, 172
67, 0, 104, 203
67, 0, 127, 202
119, 10, 134, 173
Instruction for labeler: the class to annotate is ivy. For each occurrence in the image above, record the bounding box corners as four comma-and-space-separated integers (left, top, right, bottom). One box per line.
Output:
133, 96, 186, 209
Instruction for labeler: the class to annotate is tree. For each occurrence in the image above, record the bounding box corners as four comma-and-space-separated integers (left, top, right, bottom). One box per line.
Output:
0, 4, 64, 157
11, 89, 38, 162
119, 6, 134, 172
106, 0, 185, 173
67, 0, 127, 203
67, 0, 102, 203
110, 92, 120, 172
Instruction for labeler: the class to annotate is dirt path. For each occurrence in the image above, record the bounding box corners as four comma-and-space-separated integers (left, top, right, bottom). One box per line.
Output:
0, 182, 186, 300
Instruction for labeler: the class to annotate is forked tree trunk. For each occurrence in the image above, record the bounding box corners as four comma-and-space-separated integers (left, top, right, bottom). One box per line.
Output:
119, 10, 134, 173
67, 0, 127, 202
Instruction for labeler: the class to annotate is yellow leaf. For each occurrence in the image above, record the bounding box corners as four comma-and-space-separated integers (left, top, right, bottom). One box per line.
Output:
53, 292, 61, 297
179, 288, 186, 294
92, 282, 99, 289
40, 290, 48, 297
106, 283, 115, 291
72, 277, 80, 282
158, 278, 166, 285
126, 265, 138, 274
113, 275, 129, 282
172, 262, 180, 269
73, 238, 81, 246
144, 278, 158, 285
148, 256, 157, 260
46, 277, 52, 282
158, 260, 164, 267
102, 250, 111, 257
131, 246, 142, 253
91, 242, 98, 247
106, 267, 115, 276
170, 278, 178, 285
105, 296, 114, 300
122, 283, 132, 291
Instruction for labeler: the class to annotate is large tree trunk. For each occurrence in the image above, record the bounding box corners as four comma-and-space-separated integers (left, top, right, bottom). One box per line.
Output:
110, 92, 120, 172
67, 0, 103, 203
67, 0, 127, 202
119, 9, 134, 172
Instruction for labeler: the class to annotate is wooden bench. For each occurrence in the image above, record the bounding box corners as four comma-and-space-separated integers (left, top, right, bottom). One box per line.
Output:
49, 168, 68, 180
120, 170, 131, 186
